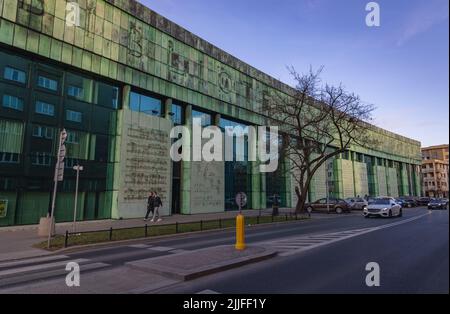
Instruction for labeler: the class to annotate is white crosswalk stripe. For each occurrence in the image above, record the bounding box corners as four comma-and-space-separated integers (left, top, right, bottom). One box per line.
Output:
0, 257, 110, 289
259, 228, 376, 257
0, 255, 69, 269
128, 244, 191, 254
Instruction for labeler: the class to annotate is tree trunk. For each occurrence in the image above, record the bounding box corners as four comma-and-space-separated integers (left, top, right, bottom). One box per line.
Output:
294, 186, 308, 214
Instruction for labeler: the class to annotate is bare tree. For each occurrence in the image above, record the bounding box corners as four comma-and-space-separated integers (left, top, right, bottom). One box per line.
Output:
263, 67, 376, 213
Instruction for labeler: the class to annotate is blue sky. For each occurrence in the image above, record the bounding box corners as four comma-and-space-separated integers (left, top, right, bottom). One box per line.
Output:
139, 0, 449, 147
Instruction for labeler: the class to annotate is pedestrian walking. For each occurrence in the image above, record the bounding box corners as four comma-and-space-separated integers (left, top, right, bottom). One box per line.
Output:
144, 192, 154, 221
152, 192, 163, 222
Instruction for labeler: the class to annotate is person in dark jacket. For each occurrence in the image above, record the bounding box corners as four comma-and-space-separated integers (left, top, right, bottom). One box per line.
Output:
144, 192, 154, 221
151, 192, 163, 222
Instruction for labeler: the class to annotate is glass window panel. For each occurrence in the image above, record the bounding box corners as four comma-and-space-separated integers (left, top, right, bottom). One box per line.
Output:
129, 92, 161, 116
140, 95, 161, 116
37, 75, 58, 91
67, 85, 84, 99
96, 82, 120, 109
66, 110, 82, 122
129, 92, 140, 112
192, 109, 211, 127
170, 103, 183, 125
2, 95, 24, 111
0, 119, 24, 153
3, 67, 26, 84
35, 101, 55, 116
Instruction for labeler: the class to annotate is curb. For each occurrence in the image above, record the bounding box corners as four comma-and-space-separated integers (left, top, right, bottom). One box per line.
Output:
126, 245, 278, 281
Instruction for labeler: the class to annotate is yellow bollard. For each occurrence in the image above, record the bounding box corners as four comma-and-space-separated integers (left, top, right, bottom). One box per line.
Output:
235, 214, 246, 250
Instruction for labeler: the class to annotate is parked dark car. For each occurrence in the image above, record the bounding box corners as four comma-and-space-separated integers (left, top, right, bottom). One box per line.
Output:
418, 197, 431, 206
428, 198, 448, 210
395, 198, 405, 208
401, 198, 417, 208
305, 198, 351, 214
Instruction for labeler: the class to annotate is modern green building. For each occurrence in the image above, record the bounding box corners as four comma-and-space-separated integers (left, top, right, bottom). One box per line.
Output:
0, 0, 421, 226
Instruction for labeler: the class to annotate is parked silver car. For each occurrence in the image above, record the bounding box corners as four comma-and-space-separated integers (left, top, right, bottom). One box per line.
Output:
345, 197, 368, 210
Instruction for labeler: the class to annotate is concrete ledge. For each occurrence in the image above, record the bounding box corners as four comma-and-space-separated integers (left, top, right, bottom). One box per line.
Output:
126, 245, 277, 281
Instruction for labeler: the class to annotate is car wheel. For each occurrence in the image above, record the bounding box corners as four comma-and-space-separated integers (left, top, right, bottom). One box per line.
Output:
306, 206, 313, 214
335, 207, 343, 214
398, 209, 403, 217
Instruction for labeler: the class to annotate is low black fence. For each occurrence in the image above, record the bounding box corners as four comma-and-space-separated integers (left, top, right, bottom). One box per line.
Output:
62, 212, 304, 248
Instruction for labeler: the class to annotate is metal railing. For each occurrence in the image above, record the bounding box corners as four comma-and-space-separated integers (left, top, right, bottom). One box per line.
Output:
61, 212, 303, 248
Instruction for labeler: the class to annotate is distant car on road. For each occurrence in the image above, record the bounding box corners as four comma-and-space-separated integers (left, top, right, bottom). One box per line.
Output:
418, 197, 431, 206
345, 197, 368, 210
428, 199, 448, 210
305, 198, 351, 214
364, 197, 402, 218
401, 198, 417, 208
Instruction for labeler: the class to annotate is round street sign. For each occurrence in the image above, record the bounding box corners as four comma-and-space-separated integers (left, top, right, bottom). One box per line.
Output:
235, 192, 247, 209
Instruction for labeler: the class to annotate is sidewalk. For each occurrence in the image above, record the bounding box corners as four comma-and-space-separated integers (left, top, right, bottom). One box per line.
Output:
0, 208, 298, 262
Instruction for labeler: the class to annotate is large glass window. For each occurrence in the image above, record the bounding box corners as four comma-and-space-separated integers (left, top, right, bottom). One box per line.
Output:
65, 73, 94, 103
2, 95, 24, 111
170, 103, 183, 125
0, 152, 19, 163
220, 117, 251, 210
0, 119, 24, 155
37, 75, 58, 91
129, 92, 162, 116
67, 85, 84, 99
3, 67, 26, 84
35, 101, 55, 116
66, 130, 79, 144
192, 110, 212, 127
32, 125, 54, 139
31, 152, 52, 166
66, 110, 82, 123
96, 82, 119, 109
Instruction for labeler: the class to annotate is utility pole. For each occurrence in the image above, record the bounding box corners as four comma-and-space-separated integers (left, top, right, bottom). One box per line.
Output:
47, 129, 67, 249
72, 165, 84, 234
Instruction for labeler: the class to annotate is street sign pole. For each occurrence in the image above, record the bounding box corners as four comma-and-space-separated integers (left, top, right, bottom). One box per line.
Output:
47, 129, 67, 249
72, 165, 83, 234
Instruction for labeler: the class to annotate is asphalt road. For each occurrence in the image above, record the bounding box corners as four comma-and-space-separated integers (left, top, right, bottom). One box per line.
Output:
0, 207, 447, 293
158, 208, 449, 294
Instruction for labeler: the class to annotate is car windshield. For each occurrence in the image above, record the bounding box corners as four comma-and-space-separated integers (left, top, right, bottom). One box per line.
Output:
430, 199, 441, 203
370, 199, 390, 205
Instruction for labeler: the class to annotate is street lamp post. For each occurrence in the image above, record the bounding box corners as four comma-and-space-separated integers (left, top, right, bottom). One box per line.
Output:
72, 165, 84, 234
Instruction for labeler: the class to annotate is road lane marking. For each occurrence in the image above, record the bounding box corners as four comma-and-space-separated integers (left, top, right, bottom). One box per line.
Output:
148, 246, 177, 252
196, 289, 221, 294
128, 244, 153, 249
170, 249, 189, 254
